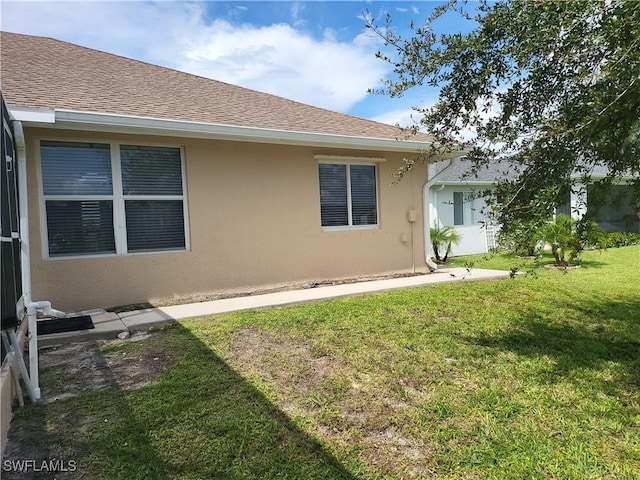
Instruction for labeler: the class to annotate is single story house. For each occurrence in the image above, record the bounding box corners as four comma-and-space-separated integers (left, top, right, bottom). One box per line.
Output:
428, 159, 639, 256
0, 31, 459, 312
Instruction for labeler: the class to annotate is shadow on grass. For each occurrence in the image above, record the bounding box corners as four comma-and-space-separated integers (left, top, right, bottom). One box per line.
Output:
464, 297, 640, 389
4, 325, 354, 480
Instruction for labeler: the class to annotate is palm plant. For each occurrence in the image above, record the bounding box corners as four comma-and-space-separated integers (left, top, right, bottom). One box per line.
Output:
538, 214, 604, 267
430, 226, 462, 263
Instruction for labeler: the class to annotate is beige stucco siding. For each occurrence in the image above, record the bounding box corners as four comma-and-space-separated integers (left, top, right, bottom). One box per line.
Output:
25, 128, 428, 311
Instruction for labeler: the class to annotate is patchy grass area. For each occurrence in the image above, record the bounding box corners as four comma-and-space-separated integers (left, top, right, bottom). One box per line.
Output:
4, 246, 640, 479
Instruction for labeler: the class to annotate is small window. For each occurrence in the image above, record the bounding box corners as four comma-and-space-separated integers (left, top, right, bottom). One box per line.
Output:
453, 191, 475, 226
40, 141, 188, 258
319, 163, 377, 228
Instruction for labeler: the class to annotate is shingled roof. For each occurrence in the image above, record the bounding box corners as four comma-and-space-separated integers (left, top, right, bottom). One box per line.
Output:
0, 31, 432, 144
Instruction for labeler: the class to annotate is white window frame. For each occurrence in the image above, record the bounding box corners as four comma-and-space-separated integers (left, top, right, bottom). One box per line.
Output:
38, 139, 190, 260
316, 157, 381, 232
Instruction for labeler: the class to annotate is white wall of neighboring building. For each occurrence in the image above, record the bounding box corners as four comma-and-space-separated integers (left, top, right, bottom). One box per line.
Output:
429, 185, 493, 257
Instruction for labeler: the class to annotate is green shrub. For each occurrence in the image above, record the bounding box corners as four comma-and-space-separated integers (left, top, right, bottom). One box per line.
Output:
497, 218, 543, 256
538, 214, 605, 266
604, 231, 640, 248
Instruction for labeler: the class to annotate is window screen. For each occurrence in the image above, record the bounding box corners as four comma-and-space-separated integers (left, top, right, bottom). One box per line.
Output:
120, 145, 186, 252
319, 163, 377, 228
46, 200, 116, 256
40, 141, 188, 257
125, 200, 186, 252
41, 141, 112, 196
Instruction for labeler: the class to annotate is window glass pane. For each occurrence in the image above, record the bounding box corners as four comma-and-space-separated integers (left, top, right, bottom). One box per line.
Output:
121, 145, 183, 196
319, 164, 348, 227
41, 141, 112, 195
350, 165, 377, 226
125, 200, 185, 252
453, 192, 464, 226
463, 195, 475, 225
46, 200, 115, 256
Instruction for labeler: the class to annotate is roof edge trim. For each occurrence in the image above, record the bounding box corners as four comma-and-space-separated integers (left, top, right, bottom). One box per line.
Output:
9, 107, 55, 124
18, 108, 433, 152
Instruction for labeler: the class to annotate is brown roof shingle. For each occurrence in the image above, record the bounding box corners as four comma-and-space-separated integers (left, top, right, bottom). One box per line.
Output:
0, 31, 433, 142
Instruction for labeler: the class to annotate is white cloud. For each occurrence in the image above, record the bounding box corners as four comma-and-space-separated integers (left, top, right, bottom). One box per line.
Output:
1, 1, 390, 112
177, 20, 389, 111
290, 1, 306, 28
369, 108, 421, 128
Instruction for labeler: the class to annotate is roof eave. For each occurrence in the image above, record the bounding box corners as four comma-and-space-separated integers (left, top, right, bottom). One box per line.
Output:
9, 107, 435, 153
432, 180, 500, 185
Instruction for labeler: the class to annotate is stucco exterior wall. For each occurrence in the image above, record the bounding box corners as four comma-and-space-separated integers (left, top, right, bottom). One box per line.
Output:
24, 128, 429, 311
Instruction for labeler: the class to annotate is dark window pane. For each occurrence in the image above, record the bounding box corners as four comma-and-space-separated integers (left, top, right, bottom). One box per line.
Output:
319, 164, 348, 227
350, 165, 377, 226
125, 200, 185, 252
41, 141, 112, 195
46, 200, 115, 256
453, 192, 464, 226
121, 145, 183, 195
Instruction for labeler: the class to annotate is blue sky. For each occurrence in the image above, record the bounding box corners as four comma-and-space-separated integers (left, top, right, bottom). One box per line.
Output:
1, 1, 473, 127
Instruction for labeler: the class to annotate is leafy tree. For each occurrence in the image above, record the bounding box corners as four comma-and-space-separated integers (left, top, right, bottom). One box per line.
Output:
496, 217, 542, 257
430, 225, 462, 263
367, 0, 640, 237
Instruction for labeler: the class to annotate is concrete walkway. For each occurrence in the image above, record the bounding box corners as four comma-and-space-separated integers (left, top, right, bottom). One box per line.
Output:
38, 267, 511, 346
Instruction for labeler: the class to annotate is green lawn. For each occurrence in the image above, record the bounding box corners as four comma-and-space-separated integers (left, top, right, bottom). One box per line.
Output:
10, 246, 640, 479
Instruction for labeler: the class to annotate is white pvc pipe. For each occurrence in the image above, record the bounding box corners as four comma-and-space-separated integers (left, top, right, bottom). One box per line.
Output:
13, 120, 67, 401
423, 157, 459, 271
12, 119, 42, 399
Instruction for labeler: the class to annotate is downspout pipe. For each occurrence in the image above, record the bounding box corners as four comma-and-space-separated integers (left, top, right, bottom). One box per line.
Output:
423, 157, 459, 271
13, 118, 65, 401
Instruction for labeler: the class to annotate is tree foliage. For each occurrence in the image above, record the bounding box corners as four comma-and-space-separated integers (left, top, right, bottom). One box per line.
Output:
367, 0, 640, 233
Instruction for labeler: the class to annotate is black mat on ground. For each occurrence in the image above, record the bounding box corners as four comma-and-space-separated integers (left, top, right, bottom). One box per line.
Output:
37, 315, 94, 335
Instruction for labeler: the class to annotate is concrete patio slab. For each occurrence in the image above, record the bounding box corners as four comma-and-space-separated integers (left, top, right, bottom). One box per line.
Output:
120, 267, 510, 330
37, 267, 511, 343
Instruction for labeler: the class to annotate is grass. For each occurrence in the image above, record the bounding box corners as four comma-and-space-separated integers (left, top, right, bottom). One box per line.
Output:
8, 246, 640, 479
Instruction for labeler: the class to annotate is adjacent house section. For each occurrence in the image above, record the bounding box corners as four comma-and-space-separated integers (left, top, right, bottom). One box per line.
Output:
428, 159, 639, 257
0, 31, 457, 312
427, 159, 505, 256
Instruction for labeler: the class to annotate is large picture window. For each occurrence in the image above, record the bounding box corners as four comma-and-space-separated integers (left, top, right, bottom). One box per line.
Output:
40, 141, 188, 258
319, 163, 378, 229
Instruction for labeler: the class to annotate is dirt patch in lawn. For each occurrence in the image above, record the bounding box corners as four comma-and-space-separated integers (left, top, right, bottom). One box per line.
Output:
5, 328, 432, 478
223, 328, 434, 477
35, 332, 177, 400
225, 328, 335, 398
2, 331, 177, 479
